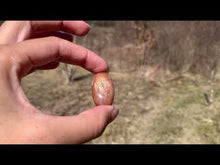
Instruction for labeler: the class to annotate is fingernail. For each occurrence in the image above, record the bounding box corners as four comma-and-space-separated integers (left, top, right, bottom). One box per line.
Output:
107, 67, 110, 73
86, 23, 91, 29
111, 107, 119, 121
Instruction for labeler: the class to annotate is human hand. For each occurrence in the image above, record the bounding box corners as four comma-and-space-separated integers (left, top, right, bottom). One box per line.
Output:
0, 21, 118, 144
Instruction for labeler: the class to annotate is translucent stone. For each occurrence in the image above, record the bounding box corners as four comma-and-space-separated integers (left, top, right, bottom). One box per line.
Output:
92, 72, 114, 105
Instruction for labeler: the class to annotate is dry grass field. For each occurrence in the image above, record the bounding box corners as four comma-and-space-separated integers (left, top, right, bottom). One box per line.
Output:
21, 21, 220, 144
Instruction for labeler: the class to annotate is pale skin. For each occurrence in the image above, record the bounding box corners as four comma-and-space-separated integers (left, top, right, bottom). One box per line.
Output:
0, 21, 118, 144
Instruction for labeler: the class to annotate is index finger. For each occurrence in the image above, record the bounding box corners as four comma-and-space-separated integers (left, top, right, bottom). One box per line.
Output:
10, 36, 108, 77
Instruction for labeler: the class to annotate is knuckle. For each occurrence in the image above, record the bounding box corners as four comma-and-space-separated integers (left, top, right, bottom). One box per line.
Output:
47, 36, 67, 59
48, 36, 63, 43
47, 36, 66, 49
29, 21, 41, 32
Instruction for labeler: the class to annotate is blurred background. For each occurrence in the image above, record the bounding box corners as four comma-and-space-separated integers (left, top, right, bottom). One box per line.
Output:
3, 21, 220, 143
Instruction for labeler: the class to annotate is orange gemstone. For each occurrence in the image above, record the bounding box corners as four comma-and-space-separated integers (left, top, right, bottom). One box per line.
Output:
92, 72, 114, 105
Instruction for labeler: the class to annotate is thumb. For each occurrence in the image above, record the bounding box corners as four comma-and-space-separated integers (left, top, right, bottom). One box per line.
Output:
45, 105, 118, 144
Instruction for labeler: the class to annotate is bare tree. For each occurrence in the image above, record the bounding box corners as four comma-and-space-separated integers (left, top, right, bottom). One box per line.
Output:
132, 21, 157, 68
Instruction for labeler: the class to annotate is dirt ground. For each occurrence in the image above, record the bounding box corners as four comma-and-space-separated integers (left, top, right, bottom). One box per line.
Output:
21, 65, 220, 144
20, 21, 220, 144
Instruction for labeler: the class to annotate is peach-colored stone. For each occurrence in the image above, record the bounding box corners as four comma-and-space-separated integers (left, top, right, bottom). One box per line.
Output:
92, 72, 114, 105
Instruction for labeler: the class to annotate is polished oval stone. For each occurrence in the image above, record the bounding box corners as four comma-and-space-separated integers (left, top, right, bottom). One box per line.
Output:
92, 72, 114, 105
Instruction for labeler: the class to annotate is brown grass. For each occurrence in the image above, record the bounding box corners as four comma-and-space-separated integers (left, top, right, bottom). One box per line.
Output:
20, 21, 220, 144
